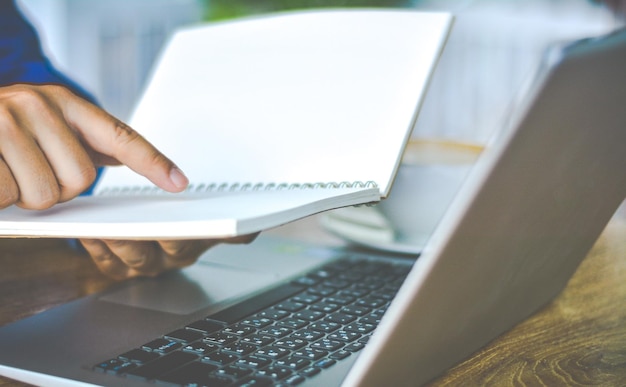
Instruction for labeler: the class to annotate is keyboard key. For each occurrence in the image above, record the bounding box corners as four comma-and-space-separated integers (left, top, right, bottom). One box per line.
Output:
164, 328, 204, 343
255, 365, 292, 380
321, 279, 351, 289
275, 301, 306, 312
344, 342, 365, 352
182, 341, 219, 356
325, 312, 356, 325
241, 316, 274, 328
222, 342, 258, 356
237, 375, 274, 387
141, 338, 181, 354
336, 272, 364, 282
202, 350, 239, 365
275, 356, 310, 370
255, 308, 290, 320
337, 288, 370, 298
374, 287, 399, 300
291, 329, 323, 341
293, 310, 323, 321
258, 326, 292, 338
327, 330, 360, 343
254, 345, 290, 359
240, 334, 275, 346
325, 295, 355, 305
329, 350, 351, 360
156, 361, 219, 386
308, 285, 336, 297
309, 321, 340, 333
310, 268, 335, 280
358, 279, 385, 291
292, 275, 320, 287
310, 339, 343, 351
345, 322, 375, 334
274, 338, 307, 350
293, 348, 327, 361
215, 364, 254, 379
276, 318, 308, 330
237, 354, 272, 369
309, 302, 340, 313
94, 358, 137, 375
283, 374, 306, 385
186, 319, 224, 334
223, 323, 256, 336
359, 315, 382, 326
314, 358, 337, 369
341, 305, 371, 316
126, 351, 197, 380
356, 297, 386, 308
374, 292, 397, 302
203, 332, 238, 345
290, 293, 321, 304
119, 348, 160, 364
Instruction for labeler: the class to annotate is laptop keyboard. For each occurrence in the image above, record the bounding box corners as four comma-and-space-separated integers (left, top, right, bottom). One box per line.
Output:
94, 256, 412, 386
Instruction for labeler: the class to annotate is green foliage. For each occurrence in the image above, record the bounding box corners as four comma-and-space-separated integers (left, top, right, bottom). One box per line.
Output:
203, 0, 411, 21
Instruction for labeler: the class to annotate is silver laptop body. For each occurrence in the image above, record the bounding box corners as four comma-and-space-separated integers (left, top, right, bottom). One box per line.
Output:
1, 27, 626, 387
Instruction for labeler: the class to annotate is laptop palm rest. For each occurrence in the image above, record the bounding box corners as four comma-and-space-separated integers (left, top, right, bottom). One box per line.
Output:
98, 263, 277, 315
98, 237, 334, 315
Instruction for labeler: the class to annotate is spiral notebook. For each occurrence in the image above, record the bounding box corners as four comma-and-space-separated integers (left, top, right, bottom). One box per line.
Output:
0, 9, 452, 240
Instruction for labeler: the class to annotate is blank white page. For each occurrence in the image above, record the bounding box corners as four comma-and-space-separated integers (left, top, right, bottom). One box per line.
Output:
96, 9, 453, 197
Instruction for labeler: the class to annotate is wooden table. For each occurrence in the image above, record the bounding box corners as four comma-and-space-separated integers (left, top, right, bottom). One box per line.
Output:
1, 214, 626, 386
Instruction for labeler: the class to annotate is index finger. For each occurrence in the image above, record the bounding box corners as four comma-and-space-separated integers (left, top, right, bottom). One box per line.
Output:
60, 89, 188, 192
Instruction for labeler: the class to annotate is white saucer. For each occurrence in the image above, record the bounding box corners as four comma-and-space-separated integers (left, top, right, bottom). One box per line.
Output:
320, 206, 424, 255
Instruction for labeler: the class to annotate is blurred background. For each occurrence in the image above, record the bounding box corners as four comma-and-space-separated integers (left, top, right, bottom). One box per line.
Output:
18, 0, 618, 144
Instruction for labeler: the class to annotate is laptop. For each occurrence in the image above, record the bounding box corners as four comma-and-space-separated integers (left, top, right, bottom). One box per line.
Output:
2, 22, 626, 387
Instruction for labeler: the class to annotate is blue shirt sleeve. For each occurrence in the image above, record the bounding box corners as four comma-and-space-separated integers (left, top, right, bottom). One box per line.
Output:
1, 0, 103, 192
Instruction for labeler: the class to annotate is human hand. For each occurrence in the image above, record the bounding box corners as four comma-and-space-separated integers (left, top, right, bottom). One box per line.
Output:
80, 234, 258, 280
0, 84, 188, 210
0, 84, 255, 279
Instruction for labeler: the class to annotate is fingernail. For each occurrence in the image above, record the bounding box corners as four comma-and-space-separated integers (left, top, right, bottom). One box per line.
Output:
170, 167, 189, 190
126, 255, 146, 267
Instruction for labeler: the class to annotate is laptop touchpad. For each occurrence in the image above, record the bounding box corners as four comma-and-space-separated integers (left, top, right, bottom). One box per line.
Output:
99, 262, 278, 315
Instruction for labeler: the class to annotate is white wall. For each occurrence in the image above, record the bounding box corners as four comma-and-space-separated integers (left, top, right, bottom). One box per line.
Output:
16, 0, 618, 141
18, 0, 204, 120
413, 0, 617, 143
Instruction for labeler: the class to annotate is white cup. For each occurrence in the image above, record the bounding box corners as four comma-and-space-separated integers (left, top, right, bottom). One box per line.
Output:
377, 138, 483, 249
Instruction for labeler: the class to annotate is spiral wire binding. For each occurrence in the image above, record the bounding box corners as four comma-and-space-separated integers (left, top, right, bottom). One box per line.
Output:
97, 181, 378, 196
